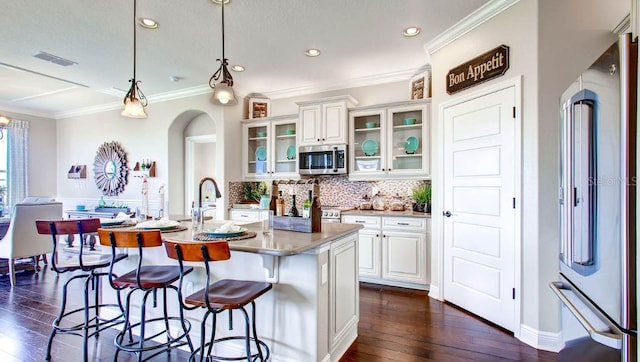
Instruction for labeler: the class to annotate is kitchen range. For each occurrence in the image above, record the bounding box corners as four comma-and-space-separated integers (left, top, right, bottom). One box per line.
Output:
321, 206, 355, 223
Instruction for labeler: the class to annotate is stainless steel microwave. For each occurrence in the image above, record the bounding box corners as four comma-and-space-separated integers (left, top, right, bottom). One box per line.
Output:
299, 144, 347, 175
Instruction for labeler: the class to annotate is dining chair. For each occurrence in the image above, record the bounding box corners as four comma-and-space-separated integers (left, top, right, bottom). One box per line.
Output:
0, 202, 62, 286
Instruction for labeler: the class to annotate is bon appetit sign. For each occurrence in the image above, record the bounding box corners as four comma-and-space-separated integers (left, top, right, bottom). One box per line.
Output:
446, 45, 510, 94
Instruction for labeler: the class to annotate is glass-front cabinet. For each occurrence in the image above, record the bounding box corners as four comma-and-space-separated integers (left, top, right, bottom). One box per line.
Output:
349, 100, 430, 180
242, 115, 299, 180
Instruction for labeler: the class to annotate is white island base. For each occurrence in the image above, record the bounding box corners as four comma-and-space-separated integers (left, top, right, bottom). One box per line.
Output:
101, 222, 361, 362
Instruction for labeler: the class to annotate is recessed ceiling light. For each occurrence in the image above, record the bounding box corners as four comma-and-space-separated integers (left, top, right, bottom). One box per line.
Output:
210, 0, 231, 4
231, 65, 245, 72
305, 48, 321, 57
403, 27, 421, 37
139, 17, 158, 29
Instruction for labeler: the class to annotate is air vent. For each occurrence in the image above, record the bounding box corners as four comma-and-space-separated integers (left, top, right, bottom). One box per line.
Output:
33, 51, 78, 67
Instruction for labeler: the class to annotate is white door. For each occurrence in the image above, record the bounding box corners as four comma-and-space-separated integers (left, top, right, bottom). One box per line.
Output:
442, 85, 517, 331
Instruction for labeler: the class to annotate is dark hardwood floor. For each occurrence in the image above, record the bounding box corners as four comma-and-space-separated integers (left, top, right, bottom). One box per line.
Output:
0, 268, 619, 361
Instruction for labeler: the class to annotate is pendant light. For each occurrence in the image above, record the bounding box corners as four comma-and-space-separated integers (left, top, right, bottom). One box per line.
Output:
122, 0, 148, 118
209, 0, 237, 106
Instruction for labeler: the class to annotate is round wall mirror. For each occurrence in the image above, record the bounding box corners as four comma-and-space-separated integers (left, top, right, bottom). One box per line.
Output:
93, 141, 129, 196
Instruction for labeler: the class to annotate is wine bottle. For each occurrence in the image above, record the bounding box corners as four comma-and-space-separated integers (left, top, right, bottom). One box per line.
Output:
302, 190, 312, 218
289, 195, 299, 217
269, 182, 278, 212
276, 190, 285, 216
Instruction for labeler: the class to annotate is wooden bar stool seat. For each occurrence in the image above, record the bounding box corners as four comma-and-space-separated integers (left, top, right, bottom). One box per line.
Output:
98, 229, 194, 362
184, 279, 272, 309
113, 265, 187, 289
35, 218, 128, 362
165, 239, 272, 362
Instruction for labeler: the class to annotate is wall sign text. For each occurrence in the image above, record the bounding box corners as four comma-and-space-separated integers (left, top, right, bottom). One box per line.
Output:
446, 45, 510, 94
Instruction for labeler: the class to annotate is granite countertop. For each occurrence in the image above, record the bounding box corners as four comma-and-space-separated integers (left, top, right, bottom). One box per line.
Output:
342, 209, 431, 218
164, 221, 363, 257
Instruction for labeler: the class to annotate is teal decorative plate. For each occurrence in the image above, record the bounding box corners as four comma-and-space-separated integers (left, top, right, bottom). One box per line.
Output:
286, 145, 296, 160
362, 139, 379, 156
204, 227, 248, 238
255, 146, 267, 161
405, 136, 419, 154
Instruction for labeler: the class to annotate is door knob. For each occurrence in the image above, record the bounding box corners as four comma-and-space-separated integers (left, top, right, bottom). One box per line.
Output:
443, 211, 452, 217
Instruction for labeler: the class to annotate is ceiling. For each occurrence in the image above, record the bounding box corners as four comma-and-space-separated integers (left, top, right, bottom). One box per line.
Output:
1, 0, 489, 118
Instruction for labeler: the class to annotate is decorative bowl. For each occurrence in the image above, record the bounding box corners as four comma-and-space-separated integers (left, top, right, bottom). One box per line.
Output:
404, 118, 417, 125
257, 131, 267, 137
285, 128, 295, 135
365, 121, 377, 129
75, 205, 86, 211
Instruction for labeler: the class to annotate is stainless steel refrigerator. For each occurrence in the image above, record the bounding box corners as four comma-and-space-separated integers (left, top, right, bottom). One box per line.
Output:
551, 33, 637, 361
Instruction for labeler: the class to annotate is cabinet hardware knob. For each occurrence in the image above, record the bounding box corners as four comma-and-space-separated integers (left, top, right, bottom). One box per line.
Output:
317, 138, 320, 141
376, 234, 379, 237
444, 211, 452, 217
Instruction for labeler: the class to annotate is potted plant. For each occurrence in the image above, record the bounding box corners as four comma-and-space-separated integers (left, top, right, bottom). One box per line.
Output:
412, 183, 431, 213
241, 182, 269, 204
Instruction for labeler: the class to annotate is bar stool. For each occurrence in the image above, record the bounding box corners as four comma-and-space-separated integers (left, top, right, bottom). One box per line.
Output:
35, 218, 128, 362
164, 239, 272, 362
97, 229, 194, 362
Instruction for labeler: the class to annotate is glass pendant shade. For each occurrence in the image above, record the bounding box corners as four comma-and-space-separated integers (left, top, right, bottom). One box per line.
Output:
211, 82, 237, 106
121, 97, 147, 118
0, 116, 10, 127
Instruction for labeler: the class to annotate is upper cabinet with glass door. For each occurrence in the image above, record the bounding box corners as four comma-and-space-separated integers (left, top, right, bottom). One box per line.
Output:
242, 115, 299, 180
349, 100, 430, 180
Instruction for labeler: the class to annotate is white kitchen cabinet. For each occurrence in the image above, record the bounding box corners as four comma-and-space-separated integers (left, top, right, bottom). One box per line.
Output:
328, 232, 359, 356
297, 96, 357, 146
349, 100, 430, 180
241, 115, 299, 180
228, 209, 269, 223
342, 214, 429, 289
355, 228, 380, 278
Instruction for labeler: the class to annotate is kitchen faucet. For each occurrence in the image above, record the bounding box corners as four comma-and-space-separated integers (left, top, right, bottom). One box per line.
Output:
198, 177, 222, 208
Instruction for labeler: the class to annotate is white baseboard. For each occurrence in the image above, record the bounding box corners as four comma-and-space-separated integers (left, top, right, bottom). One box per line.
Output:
518, 324, 564, 353
428, 285, 442, 300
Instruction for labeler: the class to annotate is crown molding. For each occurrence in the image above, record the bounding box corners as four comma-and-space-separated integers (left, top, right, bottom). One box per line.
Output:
55, 84, 250, 119
0, 101, 56, 119
424, 0, 520, 55
261, 68, 419, 100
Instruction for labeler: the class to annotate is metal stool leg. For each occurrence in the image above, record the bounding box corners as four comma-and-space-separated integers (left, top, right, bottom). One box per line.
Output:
250, 301, 266, 361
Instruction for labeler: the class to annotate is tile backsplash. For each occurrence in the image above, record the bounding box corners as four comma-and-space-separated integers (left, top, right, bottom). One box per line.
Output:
229, 176, 430, 210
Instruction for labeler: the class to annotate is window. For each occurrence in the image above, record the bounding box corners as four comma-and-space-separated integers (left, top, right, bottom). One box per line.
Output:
0, 128, 7, 195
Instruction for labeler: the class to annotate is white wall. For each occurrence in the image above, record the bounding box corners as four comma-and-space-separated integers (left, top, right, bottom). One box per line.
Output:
56, 92, 229, 218
428, 0, 628, 348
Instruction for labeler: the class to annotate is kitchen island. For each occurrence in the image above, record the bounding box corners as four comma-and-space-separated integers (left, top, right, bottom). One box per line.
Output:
102, 221, 363, 362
